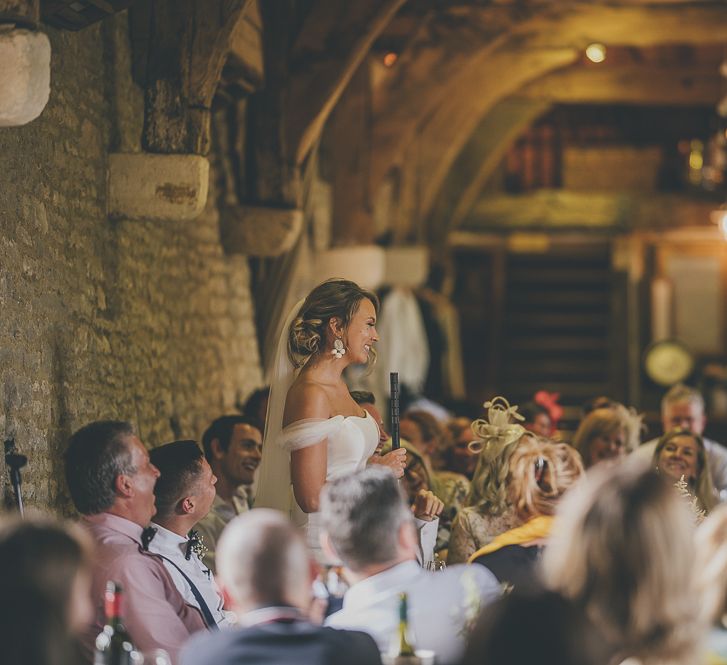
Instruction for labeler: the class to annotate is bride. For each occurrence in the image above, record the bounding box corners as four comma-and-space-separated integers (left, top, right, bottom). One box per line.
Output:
255, 278, 406, 554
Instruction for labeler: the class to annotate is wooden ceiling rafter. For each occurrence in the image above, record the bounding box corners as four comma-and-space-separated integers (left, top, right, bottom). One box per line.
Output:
129, 0, 254, 155
379, 1, 727, 232
286, 0, 406, 167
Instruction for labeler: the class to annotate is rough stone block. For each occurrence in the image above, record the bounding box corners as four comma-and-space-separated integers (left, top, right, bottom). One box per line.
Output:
313, 246, 386, 290
108, 153, 209, 220
0, 28, 50, 127
384, 246, 429, 288
220, 205, 303, 257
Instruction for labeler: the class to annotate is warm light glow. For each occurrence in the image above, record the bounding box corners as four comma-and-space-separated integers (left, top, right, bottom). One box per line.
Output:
383, 52, 398, 67
585, 43, 606, 63
711, 207, 727, 237
689, 151, 704, 171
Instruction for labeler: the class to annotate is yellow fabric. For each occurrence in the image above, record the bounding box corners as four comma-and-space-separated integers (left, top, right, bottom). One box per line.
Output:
467, 515, 554, 563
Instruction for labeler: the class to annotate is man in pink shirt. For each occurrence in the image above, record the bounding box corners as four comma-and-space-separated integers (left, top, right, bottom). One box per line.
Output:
64, 420, 206, 663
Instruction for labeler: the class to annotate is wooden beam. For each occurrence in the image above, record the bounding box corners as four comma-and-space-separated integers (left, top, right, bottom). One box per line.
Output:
370, 4, 535, 192
132, 0, 252, 155
287, 0, 405, 166
330, 65, 372, 245
0, 0, 37, 25
370, 2, 727, 200
220, 205, 303, 256
520, 63, 723, 106
415, 46, 579, 223
430, 98, 551, 239
245, 0, 300, 206
458, 190, 717, 232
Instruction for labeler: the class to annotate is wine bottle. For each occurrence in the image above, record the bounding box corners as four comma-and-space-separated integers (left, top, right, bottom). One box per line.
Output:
390, 593, 421, 664
94, 581, 137, 665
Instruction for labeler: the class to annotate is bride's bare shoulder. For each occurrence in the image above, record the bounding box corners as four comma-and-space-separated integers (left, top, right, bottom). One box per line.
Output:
284, 378, 330, 423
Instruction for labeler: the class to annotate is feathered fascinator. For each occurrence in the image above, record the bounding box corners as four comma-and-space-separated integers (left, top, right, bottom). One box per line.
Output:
468, 396, 526, 460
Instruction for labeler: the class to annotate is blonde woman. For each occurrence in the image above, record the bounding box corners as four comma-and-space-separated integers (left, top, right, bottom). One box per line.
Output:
543, 463, 704, 665
654, 428, 717, 514
572, 404, 635, 468
255, 279, 406, 556
468, 439, 583, 589
696, 504, 727, 664
447, 398, 528, 565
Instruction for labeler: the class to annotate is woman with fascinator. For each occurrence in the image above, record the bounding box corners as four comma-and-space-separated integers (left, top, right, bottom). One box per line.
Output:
447, 398, 532, 564
254, 279, 406, 557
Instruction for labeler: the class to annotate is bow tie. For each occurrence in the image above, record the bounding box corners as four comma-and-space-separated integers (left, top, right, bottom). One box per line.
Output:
141, 526, 157, 551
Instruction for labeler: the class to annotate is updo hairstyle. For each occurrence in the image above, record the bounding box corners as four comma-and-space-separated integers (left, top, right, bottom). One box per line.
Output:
507, 438, 584, 521
288, 278, 379, 369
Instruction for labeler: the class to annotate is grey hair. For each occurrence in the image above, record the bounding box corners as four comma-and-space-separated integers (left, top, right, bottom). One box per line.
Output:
216, 509, 309, 609
662, 384, 704, 413
64, 420, 136, 515
319, 467, 413, 571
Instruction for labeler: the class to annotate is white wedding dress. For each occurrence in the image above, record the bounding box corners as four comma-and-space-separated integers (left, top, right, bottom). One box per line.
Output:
278, 412, 379, 554
254, 297, 380, 559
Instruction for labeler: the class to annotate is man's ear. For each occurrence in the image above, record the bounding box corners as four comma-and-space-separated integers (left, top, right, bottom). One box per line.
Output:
219, 583, 235, 611
115, 473, 133, 499
180, 496, 194, 515
398, 520, 419, 558
320, 530, 341, 564
211, 438, 224, 460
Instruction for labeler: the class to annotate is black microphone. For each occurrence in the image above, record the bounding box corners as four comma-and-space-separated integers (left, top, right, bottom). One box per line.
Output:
390, 372, 400, 450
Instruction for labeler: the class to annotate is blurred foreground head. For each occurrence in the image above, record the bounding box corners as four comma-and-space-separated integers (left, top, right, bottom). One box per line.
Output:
0, 515, 93, 665
216, 509, 312, 615
461, 588, 607, 665
542, 462, 702, 665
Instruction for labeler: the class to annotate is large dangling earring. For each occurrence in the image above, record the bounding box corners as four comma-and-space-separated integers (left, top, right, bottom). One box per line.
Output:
332, 337, 346, 359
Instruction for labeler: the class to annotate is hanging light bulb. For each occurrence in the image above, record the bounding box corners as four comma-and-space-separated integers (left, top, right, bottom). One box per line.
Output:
585, 43, 606, 63
710, 205, 727, 239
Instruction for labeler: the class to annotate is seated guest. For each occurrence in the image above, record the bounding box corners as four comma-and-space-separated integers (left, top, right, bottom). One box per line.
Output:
448, 398, 529, 565
148, 440, 231, 628
399, 410, 469, 550
443, 417, 478, 479
241, 386, 270, 436
383, 440, 450, 555
197, 415, 262, 571
519, 402, 552, 438
321, 467, 500, 665
461, 588, 608, 665
696, 504, 727, 664
653, 429, 717, 515
180, 509, 382, 665
64, 421, 206, 662
469, 439, 584, 590
633, 384, 727, 497
572, 404, 633, 468
0, 515, 94, 665
543, 462, 704, 665
400, 409, 448, 469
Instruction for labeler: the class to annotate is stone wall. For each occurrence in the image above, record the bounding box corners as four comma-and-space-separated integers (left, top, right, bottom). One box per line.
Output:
0, 14, 262, 513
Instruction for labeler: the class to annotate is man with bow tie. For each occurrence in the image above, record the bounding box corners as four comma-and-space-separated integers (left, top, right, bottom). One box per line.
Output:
147, 440, 232, 628
64, 421, 206, 664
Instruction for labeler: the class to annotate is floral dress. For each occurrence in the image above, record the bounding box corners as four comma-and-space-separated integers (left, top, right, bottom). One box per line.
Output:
446, 504, 522, 565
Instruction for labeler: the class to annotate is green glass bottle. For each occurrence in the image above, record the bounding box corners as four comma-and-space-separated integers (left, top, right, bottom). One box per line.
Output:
94, 581, 137, 665
391, 592, 422, 663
